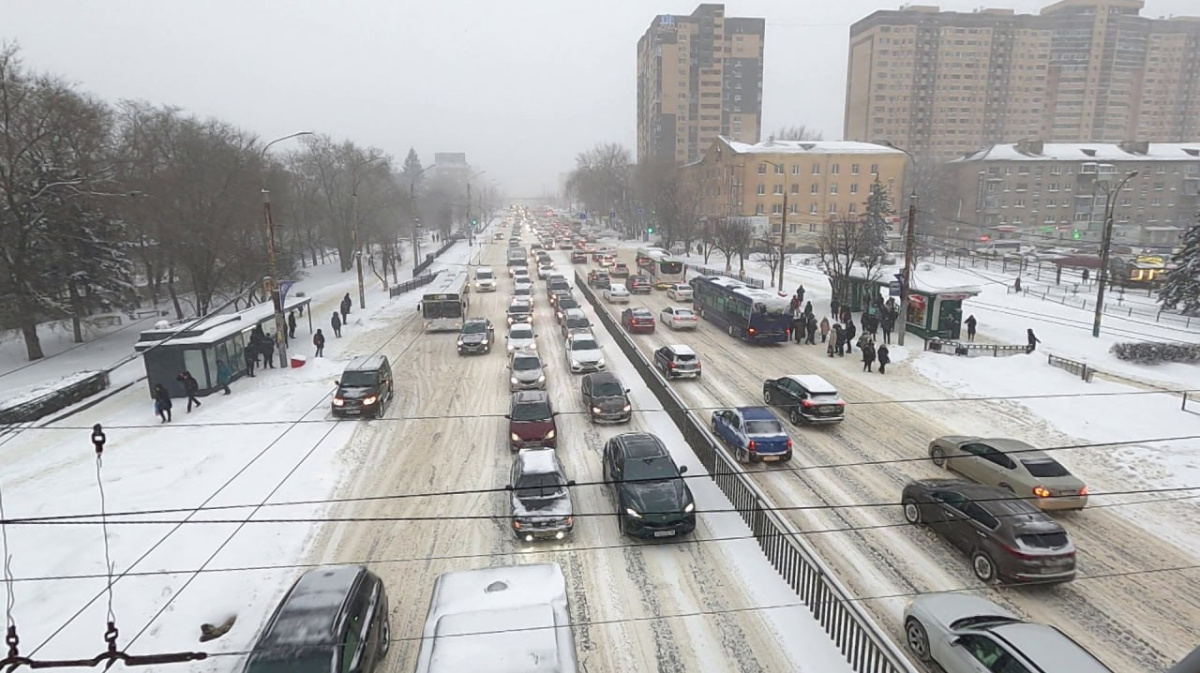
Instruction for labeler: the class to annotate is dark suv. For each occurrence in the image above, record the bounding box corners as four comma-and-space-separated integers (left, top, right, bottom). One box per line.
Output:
457, 318, 495, 355
581, 372, 631, 423
603, 433, 695, 539
243, 565, 390, 673
901, 478, 1077, 584
507, 390, 559, 450
332, 356, 393, 419
762, 374, 844, 425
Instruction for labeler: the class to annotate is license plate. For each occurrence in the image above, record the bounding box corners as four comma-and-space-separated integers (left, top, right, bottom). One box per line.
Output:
653, 530, 677, 538
762, 456, 780, 462
820, 406, 837, 413
344, 410, 360, 416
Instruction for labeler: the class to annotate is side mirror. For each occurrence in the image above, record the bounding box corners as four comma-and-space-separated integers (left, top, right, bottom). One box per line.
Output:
504, 484, 513, 491
535, 334, 540, 339
334, 380, 340, 386
625, 388, 631, 393
503, 414, 511, 420
679, 465, 689, 474
551, 411, 560, 417
566, 480, 576, 486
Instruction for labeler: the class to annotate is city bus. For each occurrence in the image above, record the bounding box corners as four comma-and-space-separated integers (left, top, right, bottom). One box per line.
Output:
635, 246, 686, 289
419, 276, 470, 332
689, 275, 792, 344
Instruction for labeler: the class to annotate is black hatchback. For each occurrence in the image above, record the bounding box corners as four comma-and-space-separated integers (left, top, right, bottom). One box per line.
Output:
603, 433, 695, 539
243, 565, 390, 673
762, 374, 844, 425
581, 372, 631, 423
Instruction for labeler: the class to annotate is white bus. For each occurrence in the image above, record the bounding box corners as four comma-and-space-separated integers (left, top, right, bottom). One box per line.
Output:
635, 246, 686, 289
419, 275, 470, 332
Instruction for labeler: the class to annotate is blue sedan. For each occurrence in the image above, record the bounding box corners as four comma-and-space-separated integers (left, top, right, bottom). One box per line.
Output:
710, 407, 793, 464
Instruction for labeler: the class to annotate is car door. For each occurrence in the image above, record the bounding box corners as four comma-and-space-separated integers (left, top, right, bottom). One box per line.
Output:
955, 443, 993, 482
978, 445, 1020, 490
930, 490, 973, 550
729, 412, 748, 450
937, 633, 1023, 673
715, 411, 735, 445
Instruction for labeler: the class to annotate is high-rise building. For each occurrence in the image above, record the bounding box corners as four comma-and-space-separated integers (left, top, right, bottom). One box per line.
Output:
845, 0, 1200, 158
637, 4, 765, 166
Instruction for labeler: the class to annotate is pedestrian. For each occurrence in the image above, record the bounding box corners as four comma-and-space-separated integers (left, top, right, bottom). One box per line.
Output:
844, 319, 857, 353
313, 329, 326, 357
790, 295, 800, 314
965, 314, 978, 342
177, 371, 201, 413
862, 340, 876, 372
797, 285, 805, 305
833, 322, 845, 357
1013, 276, 1022, 293
216, 359, 232, 395
803, 300, 813, 317
332, 311, 343, 338
830, 298, 840, 318
841, 307, 852, 324
826, 333, 836, 358
251, 325, 268, 365
152, 383, 173, 423
881, 311, 895, 344
262, 334, 276, 368
340, 293, 352, 323
288, 311, 297, 339
819, 317, 830, 343
805, 314, 818, 345
877, 344, 891, 374
791, 312, 804, 344
1082, 268, 1090, 284
243, 343, 257, 377
1026, 328, 1041, 353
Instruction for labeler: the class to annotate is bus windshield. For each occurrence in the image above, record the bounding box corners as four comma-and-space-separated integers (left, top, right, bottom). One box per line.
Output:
660, 261, 684, 275
423, 298, 463, 320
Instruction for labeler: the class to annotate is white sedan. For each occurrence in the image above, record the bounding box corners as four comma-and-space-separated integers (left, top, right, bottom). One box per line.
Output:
666, 283, 693, 301
604, 284, 631, 303
505, 323, 538, 353
536, 263, 555, 280
660, 306, 700, 330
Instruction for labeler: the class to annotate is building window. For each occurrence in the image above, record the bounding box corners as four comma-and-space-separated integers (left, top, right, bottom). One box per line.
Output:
851, 164, 860, 175
810, 183, 818, 195
870, 163, 879, 174
831, 164, 840, 175
757, 184, 765, 195
849, 203, 858, 214
773, 184, 783, 195
809, 203, 818, 215
772, 203, 783, 214
790, 203, 798, 214
792, 164, 800, 175
828, 203, 838, 214
812, 164, 821, 175
850, 183, 859, 194
758, 163, 766, 174
755, 203, 765, 214
830, 183, 839, 195
774, 164, 784, 174
791, 183, 799, 194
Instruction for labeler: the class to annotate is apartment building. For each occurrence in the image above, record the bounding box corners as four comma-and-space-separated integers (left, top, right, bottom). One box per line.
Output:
680, 136, 909, 247
845, 0, 1200, 158
941, 139, 1200, 250
637, 4, 765, 166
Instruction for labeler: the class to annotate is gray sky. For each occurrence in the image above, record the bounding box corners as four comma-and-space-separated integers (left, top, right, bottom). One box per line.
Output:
3, 0, 1196, 196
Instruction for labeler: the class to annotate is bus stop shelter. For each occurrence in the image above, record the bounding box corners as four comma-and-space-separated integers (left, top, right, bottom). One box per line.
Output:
134, 298, 312, 397
840, 272, 980, 340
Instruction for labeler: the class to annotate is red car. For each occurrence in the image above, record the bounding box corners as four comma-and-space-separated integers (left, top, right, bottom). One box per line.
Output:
571, 251, 588, 264
628, 275, 652, 294
621, 308, 656, 334
507, 390, 558, 450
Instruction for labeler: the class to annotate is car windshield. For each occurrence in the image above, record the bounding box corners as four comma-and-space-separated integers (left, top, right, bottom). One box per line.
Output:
571, 339, 599, 351
675, 309, 695, 318
1021, 458, 1070, 478
462, 322, 488, 334
512, 401, 552, 421
476, 270, 493, 280
510, 326, 532, 339
512, 356, 540, 371
625, 456, 679, 481
559, 299, 579, 309
508, 304, 530, 314
245, 651, 333, 673
674, 285, 690, 292
339, 371, 377, 387
745, 420, 783, 434
567, 317, 589, 328
593, 380, 625, 397
515, 472, 565, 499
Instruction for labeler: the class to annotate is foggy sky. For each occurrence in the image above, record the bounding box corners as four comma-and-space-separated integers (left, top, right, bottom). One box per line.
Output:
3, 0, 1197, 197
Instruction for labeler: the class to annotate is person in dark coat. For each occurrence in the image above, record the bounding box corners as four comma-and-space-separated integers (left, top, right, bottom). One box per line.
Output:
790, 295, 801, 314
833, 323, 845, 357
805, 314, 818, 345
877, 344, 891, 374
313, 329, 326, 357
340, 294, 352, 323
216, 359, 232, 395
250, 325, 268, 365
844, 319, 857, 353
177, 371, 201, 412
243, 343, 257, 377
1013, 277, 1022, 293
881, 311, 895, 344
862, 340, 876, 372
796, 285, 805, 305
791, 312, 804, 344
965, 314, 978, 342
1027, 328, 1041, 353
288, 311, 297, 339
803, 301, 813, 317
262, 334, 276, 368
830, 298, 840, 318
332, 311, 343, 338
819, 317, 830, 343
153, 383, 173, 423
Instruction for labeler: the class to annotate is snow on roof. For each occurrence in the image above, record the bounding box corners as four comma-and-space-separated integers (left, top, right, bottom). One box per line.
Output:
697, 276, 792, 311
845, 266, 981, 296
669, 344, 697, 355
518, 449, 559, 475
134, 297, 310, 350
954, 142, 1200, 163
722, 137, 906, 156
430, 605, 560, 673
786, 375, 839, 394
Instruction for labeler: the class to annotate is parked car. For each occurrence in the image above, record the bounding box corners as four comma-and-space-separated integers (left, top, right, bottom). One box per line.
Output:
505, 322, 538, 353
610, 262, 630, 278
474, 267, 497, 292
928, 436, 1089, 511
659, 306, 699, 330
571, 251, 588, 264
242, 565, 390, 673
603, 433, 695, 538
710, 407, 793, 463
507, 449, 575, 541
506, 297, 533, 326
621, 307, 656, 334
565, 333, 605, 373
604, 283, 631, 303
581, 372, 632, 424
902, 594, 1111, 672
332, 356, 394, 419
587, 268, 611, 289
901, 478, 1077, 584
508, 351, 547, 391
559, 308, 591, 336
628, 275, 652, 294
762, 375, 845, 425
653, 344, 701, 379
666, 283, 693, 301
507, 390, 558, 450
456, 317, 495, 355
555, 296, 581, 321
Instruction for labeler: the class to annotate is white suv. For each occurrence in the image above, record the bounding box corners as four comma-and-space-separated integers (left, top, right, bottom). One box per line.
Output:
475, 267, 497, 292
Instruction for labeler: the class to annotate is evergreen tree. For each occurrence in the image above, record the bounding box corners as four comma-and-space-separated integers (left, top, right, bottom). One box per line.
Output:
861, 177, 894, 257
401, 148, 423, 186
1158, 218, 1200, 315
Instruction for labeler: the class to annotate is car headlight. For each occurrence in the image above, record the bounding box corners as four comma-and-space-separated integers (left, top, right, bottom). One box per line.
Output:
481, 340, 488, 346
544, 429, 556, 440
332, 398, 345, 407
362, 396, 377, 405
529, 342, 537, 350
571, 359, 581, 368
510, 377, 519, 386
457, 340, 464, 346
510, 433, 521, 442
597, 357, 606, 366
622, 404, 631, 412
625, 508, 643, 519
592, 406, 603, 414
537, 374, 545, 383
684, 502, 695, 513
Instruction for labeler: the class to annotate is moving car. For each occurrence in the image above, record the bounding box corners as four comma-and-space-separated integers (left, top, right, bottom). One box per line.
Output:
581, 372, 632, 423
587, 268, 611, 289
505, 322, 538, 353
565, 333, 605, 373
604, 283, 631, 303
901, 478, 1077, 584
659, 306, 699, 330
508, 351, 546, 391
902, 594, 1111, 673
610, 262, 630, 278
653, 344, 701, 379
555, 296, 581, 321
507, 390, 558, 450
762, 375, 844, 425
474, 267, 497, 292
513, 279, 533, 297
506, 297, 533, 326
628, 275, 652, 294
332, 356, 394, 419
242, 565, 390, 673
598, 254, 616, 268
511, 266, 530, 282
666, 283, 693, 301
620, 307, 656, 334
710, 407, 793, 463
548, 288, 571, 308
603, 433, 695, 538
559, 308, 591, 338
546, 275, 571, 294
537, 263, 555, 280
571, 251, 588, 264
456, 318, 495, 355
507, 450, 575, 541
928, 436, 1088, 510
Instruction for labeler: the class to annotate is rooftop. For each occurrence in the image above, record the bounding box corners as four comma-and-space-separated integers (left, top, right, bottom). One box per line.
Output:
720, 137, 906, 156
956, 142, 1200, 163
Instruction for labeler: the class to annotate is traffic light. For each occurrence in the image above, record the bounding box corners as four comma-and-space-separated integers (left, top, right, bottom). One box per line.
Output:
1072, 229, 1082, 240
647, 226, 655, 234
471, 218, 478, 227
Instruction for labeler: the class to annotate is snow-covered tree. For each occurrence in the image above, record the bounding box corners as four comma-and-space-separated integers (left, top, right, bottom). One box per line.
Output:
863, 178, 894, 256
1158, 219, 1200, 315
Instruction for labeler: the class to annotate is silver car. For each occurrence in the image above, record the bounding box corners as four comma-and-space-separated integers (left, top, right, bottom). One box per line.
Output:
565, 334, 605, 373
929, 436, 1088, 511
904, 594, 1112, 672
506, 323, 538, 353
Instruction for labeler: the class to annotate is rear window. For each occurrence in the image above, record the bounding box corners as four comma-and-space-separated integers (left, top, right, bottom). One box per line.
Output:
809, 392, 841, 402
674, 353, 696, 362
745, 420, 783, 435
1022, 458, 1070, 478
1017, 532, 1070, 549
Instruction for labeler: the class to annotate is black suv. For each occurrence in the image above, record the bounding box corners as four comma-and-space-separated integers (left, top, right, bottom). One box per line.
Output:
457, 317, 495, 355
603, 433, 695, 538
332, 356, 393, 419
762, 374, 844, 425
902, 478, 1077, 584
581, 372, 631, 423
243, 565, 390, 673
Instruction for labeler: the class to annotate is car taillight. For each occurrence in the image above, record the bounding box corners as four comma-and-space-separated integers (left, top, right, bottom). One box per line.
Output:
1079, 486, 1088, 496
748, 328, 756, 335
748, 440, 756, 453
669, 362, 676, 369
800, 399, 815, 407
1032, 485, 1052, 499
786, 438, 793, 449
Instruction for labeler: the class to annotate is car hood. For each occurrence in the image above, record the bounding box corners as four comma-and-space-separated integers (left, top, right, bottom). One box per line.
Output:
512, 368, 543, 382
591, 394, 629, 411
621, 479, 691, 514
907, 594, 1018, 628
460, 333, 488, 344
569, 347, 603, 362
508, 337, 535, 349
336, 386, 377, 401
511, 419, 554, 438
511, 492, 572, 518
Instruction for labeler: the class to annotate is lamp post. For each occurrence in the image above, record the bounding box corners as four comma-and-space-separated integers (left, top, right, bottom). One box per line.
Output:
408, 164, 436, 274
465, 169, 487, 243
882, 141, 917, 346
350, 154, 385, 310
761, 159, 789, 293
1092, 170, 1139, 338
260, 131, 314, 369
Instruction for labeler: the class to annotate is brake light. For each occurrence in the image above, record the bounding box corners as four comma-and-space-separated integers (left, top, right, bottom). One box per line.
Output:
749, 328, 756, 335
786, 438, 793, 449
1032, 486, 1052, 499
669, 362, 677, 369
1079, 486, 1089, 496
748, 440, 756, 453
800, 399, 816, 407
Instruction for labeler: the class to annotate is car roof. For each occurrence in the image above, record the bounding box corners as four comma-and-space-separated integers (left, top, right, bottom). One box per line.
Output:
627, 307, 653, 315
261, 565, 365, 647
344, 355, 388, 372
463, 317, 489, 326
476, 266, 494, 273
517, 449, 562, 475
509, 297, 532, 306
511, 350, 540, 361
509, 322, 533, 332
980, 438, 1045, 458
990, 623, 1113, 672
563, 308, 587, 317
915, 479, 1048, 519
511, 390, 550, 404
615, 432, 668, 458
785, 375, 837, 394
667, 344, 696, 355
585, 371, 620, 385
737, 407, 781, 422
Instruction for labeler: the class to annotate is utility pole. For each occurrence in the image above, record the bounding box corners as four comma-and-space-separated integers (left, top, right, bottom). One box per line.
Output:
352, 189, 365, 309
259, 131, 313, 369
466, 181, 472, 243
779, 189, 789, 293
898, 192, 918, 347
409, 163, 436, 275
1092, 170, 1138, 338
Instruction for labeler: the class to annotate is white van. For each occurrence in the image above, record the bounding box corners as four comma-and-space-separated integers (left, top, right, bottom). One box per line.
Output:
977, 240, 1033, 258
414, 563, 577, 673
475, 267, 497, 292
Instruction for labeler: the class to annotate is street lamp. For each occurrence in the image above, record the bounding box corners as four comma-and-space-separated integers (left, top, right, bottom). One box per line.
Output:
466, 169, 487, 243
760, 159, 789, 293
1092, 170, 1139, 338
408, 164, 436, 273
350, 154, 386, 310
881, 141, 918, 346
260, 131, 314, 369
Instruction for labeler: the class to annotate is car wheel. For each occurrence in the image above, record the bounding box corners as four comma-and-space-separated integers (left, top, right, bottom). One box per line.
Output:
764, 389, 773, 405
902, 498, 922, 524
972, 550, 998, 583
930, 446, 947, 468
727, 325, 735, 337
789, 408, 802, 425
379, 613, 391, 657
904, 618, 932, 662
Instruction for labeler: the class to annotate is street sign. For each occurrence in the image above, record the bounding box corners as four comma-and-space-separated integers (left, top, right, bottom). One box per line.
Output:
638, 207, 645, 215
888, 280, 901, 296
609, 210, 616, 220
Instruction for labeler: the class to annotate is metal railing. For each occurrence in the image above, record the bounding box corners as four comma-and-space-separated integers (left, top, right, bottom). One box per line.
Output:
389, 270, 443, 298
926, 339, 1030, 358
0, 371, 111, 425
1047, 353, 1095, 382
413, 238, 459, 277
686, 264, 766, 289
575, 270, 914, 673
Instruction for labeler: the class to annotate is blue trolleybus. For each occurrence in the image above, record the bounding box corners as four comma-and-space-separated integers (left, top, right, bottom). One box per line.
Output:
689, 275, 792, 343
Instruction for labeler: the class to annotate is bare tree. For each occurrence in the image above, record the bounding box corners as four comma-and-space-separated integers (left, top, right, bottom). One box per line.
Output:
769, 125, 824, 141
818, 216, 886, 303
566, 142, 631, 229
710, 218, 753, 274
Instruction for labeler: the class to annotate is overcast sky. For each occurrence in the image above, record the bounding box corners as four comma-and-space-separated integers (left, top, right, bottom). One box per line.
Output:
3, 0, 1196, 196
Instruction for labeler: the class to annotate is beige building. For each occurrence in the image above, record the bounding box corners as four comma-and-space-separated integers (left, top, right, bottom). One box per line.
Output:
941, 139, 1200, 250
680, 137, 909, 247
845, 0, 1200, 158
637, 4, 765, 166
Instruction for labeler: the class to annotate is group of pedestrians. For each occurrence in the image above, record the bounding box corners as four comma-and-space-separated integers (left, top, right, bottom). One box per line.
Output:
314, 292, 353, 357
785, 289, 902, 377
